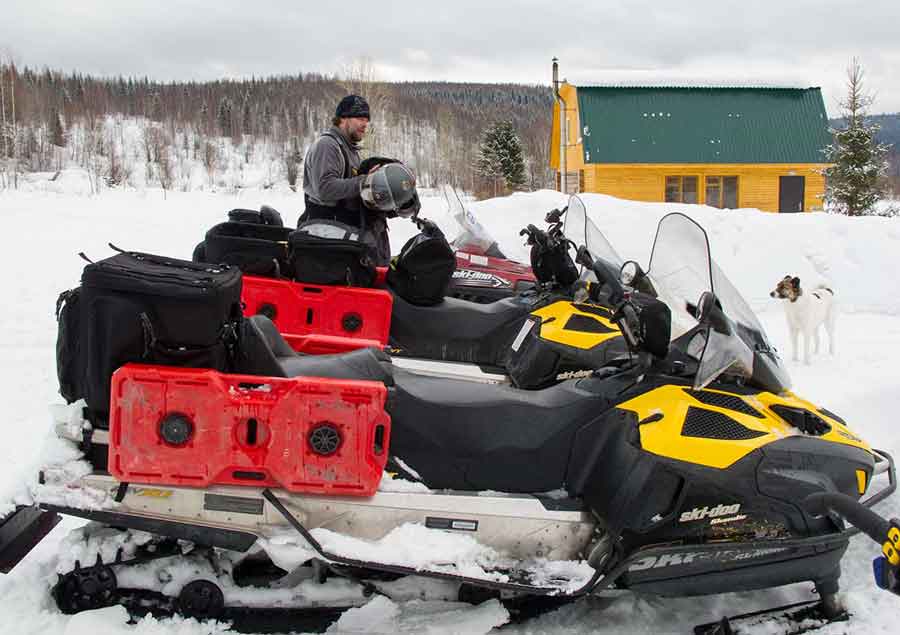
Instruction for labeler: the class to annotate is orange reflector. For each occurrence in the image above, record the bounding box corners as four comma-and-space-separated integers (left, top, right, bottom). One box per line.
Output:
856, 469, 868, 495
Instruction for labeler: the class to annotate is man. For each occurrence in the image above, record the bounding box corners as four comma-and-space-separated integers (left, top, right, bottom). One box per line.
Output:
302, 94, 392, 264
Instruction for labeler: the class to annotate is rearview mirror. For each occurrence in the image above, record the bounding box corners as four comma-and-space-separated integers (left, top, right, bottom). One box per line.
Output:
545, 207, 565, 224
620, 260, 642, 286
696, 291, 733, 336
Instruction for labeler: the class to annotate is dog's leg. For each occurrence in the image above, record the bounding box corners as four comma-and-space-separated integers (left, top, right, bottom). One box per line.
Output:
814, 326, 821, 354
790, 326, 800, 362
825, 303, 837, 355
803, 329, 812, 365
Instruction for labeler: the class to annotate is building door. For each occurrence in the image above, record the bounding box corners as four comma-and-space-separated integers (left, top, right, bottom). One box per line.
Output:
779, 176, 805, 213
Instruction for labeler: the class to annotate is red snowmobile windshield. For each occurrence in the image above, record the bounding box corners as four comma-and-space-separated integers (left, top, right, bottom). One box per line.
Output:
443, 186, 506, 258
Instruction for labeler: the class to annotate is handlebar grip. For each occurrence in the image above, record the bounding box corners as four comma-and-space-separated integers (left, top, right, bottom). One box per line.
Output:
805, 492, 890, 542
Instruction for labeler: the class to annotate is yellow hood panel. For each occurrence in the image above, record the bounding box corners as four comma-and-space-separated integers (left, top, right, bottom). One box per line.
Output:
620, 385, 871, 469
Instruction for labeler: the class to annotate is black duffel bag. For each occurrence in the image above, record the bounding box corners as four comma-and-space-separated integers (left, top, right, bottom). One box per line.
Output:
200, 221, 292, 277
387, 219, 456, 306
77, 250, 243, 423
288, 220, 376, 287
227, 205, 284, 226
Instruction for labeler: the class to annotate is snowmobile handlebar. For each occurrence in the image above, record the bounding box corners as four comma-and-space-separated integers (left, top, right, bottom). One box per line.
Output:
806, 490, 900, 597
805, 492, 893, 543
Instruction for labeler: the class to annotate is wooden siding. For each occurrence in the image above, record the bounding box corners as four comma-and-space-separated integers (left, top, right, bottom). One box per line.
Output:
586, 164, 826, 212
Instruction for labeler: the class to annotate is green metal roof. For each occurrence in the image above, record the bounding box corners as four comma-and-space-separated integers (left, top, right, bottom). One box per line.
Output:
575, 86, 831, 164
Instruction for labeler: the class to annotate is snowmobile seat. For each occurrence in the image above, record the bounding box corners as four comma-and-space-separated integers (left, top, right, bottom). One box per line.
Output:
389, 292, 537, 365
388, 368, 609, 492
239, 315, 394, 386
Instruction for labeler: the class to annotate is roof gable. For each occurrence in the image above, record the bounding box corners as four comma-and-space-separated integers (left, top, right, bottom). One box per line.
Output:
575, 86, 831, 164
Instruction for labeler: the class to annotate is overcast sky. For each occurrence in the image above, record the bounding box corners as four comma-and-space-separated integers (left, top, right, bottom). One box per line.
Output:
2, 0, 899, 115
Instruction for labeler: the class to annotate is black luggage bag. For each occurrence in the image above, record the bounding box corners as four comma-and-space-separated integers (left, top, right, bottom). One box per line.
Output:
77, 251, 243, 423
387, 220, 456, 306
200, 221, 292, 277
288, 220, 376, 287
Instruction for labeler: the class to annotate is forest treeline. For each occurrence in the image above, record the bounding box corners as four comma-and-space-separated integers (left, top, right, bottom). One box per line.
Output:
0, 63, 555, 193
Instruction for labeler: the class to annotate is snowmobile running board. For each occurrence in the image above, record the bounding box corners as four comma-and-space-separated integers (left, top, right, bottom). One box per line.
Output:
261, 489, 604, 597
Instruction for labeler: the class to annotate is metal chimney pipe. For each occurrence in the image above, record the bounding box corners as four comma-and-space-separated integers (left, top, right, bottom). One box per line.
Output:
553, 58, 567, 193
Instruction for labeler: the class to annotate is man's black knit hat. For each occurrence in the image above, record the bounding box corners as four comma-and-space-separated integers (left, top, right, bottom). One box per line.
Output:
335, 95, 370, 119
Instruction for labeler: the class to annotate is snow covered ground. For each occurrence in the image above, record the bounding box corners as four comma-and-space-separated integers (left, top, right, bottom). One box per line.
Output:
1, 179, 899, 634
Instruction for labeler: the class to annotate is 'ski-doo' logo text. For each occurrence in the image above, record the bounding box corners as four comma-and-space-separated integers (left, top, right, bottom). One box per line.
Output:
452, 269, 510, 288
555, 369, 594, 380
679, 503, 742, 523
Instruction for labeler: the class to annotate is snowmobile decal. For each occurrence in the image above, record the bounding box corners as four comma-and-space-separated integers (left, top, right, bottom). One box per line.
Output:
627, 547, 789, 572
425, 517, 479, 531
451, 268, 511, 288
530, 301, 622, 350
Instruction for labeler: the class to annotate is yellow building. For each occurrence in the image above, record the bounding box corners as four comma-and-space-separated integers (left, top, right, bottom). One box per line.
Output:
550, 82, 832, 212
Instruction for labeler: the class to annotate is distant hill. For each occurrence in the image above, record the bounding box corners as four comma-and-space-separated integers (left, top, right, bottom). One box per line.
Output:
829, 113, 900, 149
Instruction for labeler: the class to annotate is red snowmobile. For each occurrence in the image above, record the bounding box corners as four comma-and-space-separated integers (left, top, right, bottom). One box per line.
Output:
442, 186, 538, 303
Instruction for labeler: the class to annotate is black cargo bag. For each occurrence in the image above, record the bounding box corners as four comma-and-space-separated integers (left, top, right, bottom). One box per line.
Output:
226, 206, 284, 226
56, 287, 85, 404
387, 221, 456, 306
199, 221, 292, 277
78, 251, 243, 422
288, 220, 376, 287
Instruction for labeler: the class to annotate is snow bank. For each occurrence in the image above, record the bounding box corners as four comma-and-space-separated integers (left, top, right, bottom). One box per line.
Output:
459, 190, 900, 315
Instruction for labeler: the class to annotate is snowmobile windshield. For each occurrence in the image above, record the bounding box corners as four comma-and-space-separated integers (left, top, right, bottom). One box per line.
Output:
648, 213, 790, 392
563, 195, 624, 281
443, 185, 506, 258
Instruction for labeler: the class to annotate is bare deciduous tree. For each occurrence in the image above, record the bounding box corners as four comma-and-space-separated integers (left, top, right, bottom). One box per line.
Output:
337, 56, 393, 157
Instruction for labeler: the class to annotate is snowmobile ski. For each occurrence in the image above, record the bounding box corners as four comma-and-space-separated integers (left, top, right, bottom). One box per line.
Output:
0, 505, 60, 573
693, 597, 848, 635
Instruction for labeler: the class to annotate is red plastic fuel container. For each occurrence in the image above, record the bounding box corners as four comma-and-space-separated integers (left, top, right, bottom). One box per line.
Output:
241, 275, 392, 354
108, 364, 390, 496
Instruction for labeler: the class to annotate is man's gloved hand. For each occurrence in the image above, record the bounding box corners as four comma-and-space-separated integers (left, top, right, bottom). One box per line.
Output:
359, 156, 399, 174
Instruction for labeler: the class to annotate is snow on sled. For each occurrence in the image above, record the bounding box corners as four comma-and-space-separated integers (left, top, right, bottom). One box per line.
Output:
1, 207, 896, 634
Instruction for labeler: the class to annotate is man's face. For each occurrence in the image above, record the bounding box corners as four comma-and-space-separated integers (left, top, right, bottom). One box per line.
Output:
343, 116, 369, 143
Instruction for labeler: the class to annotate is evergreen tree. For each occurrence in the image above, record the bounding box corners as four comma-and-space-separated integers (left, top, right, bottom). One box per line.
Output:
217, 97, 232, 137
475, 120, 527, 192
51, 108, 66, 147
824, 59, 889, 216
241, 98, 252, 136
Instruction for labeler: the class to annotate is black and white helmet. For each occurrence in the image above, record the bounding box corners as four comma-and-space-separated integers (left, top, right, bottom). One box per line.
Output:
360, 162, 419, 218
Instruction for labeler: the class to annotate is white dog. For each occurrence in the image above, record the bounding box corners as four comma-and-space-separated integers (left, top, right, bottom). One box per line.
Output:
769, 275, 837, 364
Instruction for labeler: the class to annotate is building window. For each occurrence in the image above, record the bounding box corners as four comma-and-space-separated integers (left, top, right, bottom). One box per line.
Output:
665, 176, 698, 204
706, 176, 739, 209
